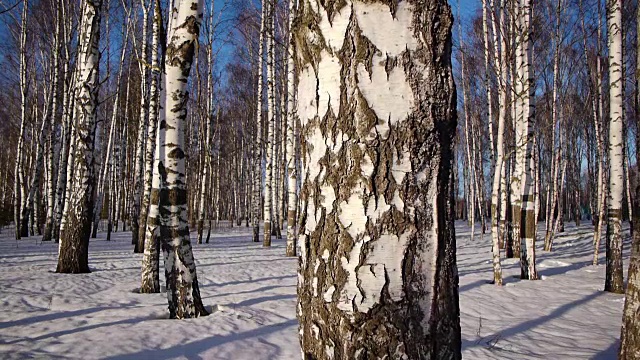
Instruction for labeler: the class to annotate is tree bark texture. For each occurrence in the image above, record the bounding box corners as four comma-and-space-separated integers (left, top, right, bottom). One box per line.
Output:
294, 1, 461, 358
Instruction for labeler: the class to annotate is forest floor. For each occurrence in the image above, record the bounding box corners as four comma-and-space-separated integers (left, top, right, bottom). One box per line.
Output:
0, 220, 630, 359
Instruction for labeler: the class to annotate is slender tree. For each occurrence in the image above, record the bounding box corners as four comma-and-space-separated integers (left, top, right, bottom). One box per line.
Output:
140, 0, 162, 294
131, 0, 151, 253
252, 0, 267, 243
56, 0, 102, 274
13, 0, 28, 240
284, 0, 297, 257
605, 0, 624, 294
618, 6, 640, 350
154, 0, 208, 318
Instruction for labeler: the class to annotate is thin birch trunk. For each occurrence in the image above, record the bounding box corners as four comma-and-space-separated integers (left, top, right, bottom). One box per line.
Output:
140, 0, 162, 294
93, 25, 129, 239
593, 0, 607, 265
154, 0, 208, 318
56, 0, 102, 274
131, 0, 151, 253
285, 0, 297, 257
618, 4, 640, 350
263, 0, 275, 247
252, 0, 267, 243
605, 0, 624, 294
43, 4, 62, 242
14, 0, 28, 240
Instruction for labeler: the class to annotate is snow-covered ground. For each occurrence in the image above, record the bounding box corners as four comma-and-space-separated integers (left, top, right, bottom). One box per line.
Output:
0, 221, 629, 359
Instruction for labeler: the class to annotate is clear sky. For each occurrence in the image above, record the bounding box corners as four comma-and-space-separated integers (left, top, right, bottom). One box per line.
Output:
455, 0, 482, 20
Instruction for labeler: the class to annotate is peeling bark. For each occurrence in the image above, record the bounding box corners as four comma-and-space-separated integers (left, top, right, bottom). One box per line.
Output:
295, 1, 460, 358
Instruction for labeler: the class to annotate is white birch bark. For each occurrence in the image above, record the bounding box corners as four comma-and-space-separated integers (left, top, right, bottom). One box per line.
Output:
56, 0, 102, 274
139, 4, 162, 247
13, 0, 28, 240
605, 0, 624, 293
488, 1, 505, 283
619, 5, 640, 352
510, 0, 525, 260
285, 0, 297, 257
593, 0, 607, 265
131, 0, 151, 253
155, 0, 208, 318
252, 0, 267, 243
263, 0, 275, 247
295, 1, 460, 357
43, 4, 62, 242
481, 0, 495, 167
140, 0, 162, 294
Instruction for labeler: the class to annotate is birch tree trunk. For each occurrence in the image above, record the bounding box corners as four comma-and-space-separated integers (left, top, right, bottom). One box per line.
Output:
544, 0, 562, 251
154, 0, 208, 318
620, 187, 640, 358
459, 22, 475, 240
482, 0, 495, 168
619, 6, 640, 349
14, 0, 28, 240
43, 3, 62, 242
489, 2, 505, 282
497, 0, 509, 250
624, 132, 633, 233
56, 0, 102, 274
593, 0, 607, 265
93, 25, 129, 240
263, 0, 275, 247
510, 0, 524, 260
131, 0, 151, 253
139, 7, 161, 248
253, 0, 267, 243
295, 1, 460, 357
140, 0, 162, 294
516, 0, 537, 280
285, 0, 297, 257
605, 0, 624, 294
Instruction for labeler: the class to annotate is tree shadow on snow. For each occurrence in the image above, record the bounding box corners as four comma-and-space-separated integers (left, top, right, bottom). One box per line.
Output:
0, 307, 110, 329
104, 318, 298, 360
463, 291, 604, 352
1, 316, 151, 345
591, 339, 619, 359
202, 274, 295, 289
230, 294, 296, 308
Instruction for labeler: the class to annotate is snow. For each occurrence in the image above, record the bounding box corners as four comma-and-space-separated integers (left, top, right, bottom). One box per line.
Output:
0, 221, 629, 359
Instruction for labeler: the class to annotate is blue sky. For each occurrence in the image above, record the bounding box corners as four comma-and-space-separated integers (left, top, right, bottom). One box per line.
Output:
455, 0, 482, 20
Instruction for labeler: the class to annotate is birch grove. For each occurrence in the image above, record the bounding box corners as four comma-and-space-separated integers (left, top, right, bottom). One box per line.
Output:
0, 0, 639, 353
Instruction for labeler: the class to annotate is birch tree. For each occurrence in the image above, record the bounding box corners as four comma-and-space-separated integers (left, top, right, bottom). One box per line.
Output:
13, 0, 28, 240
605, 0, 624, 294
56, 0, 102, 274
252, 0, 267, 243
295, 1, 460, 357
512, 0, 537, 280
284, 0, 297, 257
140, 0, 162, 294
43, 1, 62, 242
619, 6, 640, 350
131, 0, 151, 253
154, 0, 208, 318
263, 0, 275, 247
